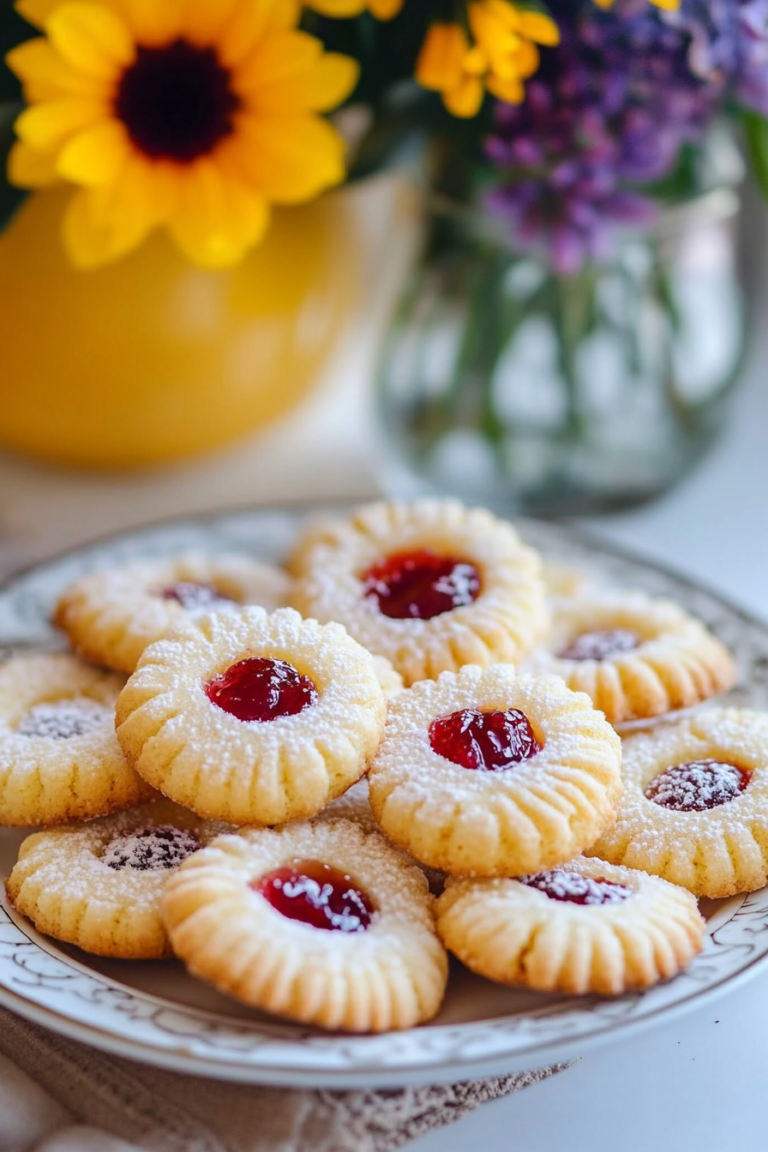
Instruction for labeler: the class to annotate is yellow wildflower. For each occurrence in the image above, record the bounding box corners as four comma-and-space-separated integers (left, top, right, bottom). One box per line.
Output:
593, 0, 679, 8
7, 0, 359, 269
416, 0, 559, 118
305, 0, 403, 18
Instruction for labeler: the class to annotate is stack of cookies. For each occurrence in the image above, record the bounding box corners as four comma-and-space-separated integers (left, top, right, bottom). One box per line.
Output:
2, 499, 756, 1034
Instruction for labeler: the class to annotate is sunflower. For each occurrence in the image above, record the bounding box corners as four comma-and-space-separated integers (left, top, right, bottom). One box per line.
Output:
306, 0, 403, 16
7, 0, 360, 268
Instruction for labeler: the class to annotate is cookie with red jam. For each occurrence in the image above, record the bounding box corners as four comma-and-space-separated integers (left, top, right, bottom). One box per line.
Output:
289, 499, 547, 686
54, 553, 289, 673
0, 654, 152, 826
5, 799, 226, 958
436, 856, 704, 994
367, 664, 622, 877
590, 710, 768, 898
523, 591, 735, 725
116, 607, 387, 825
162, 818, 448, 1032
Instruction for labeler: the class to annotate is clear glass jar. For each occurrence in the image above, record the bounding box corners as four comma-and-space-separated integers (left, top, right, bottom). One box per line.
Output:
376, 185, 746, 516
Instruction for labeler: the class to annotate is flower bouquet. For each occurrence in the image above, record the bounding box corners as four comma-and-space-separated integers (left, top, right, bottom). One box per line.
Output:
0, 0, 766, 498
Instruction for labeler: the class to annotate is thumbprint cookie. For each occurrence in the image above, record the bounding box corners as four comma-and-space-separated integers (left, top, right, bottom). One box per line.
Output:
524, 591, 735, 725
162, 818, 448, 1032
116, 607, 386, 825
0, 654, 152, 826
6, 799, 227, 958
289, 499, 548, 686
437, 856, 704, 994
590, 710, 768, 898
368, 664, 622, 877
54, 553, 289, 673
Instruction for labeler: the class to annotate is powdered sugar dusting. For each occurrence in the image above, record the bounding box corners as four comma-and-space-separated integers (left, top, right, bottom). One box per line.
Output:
558, 628, 639, 662
17, 698, 111, 740
520, 869, 631, 906
646, 759, 749, 812
103, 825, 201, 871
158, 581, 237, 612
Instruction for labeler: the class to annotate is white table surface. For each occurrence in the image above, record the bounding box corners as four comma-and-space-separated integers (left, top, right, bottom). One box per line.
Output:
1, 181, 767, 1149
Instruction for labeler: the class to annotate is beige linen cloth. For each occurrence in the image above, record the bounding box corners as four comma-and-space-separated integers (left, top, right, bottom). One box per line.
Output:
0, 1006, 569, 1152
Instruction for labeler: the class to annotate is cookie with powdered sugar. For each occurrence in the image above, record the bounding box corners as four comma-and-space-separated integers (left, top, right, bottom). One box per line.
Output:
368, 665, 622, 877
289, 499, 548, 686
54, 553, 290, 674
437, 856, 704, 995
6, 798, 227, 958
589, 709, 768, 898
0, 653, 152, 826
162, 818, 448, 1032
522, 590, 735, 725
116, 607, 387, 825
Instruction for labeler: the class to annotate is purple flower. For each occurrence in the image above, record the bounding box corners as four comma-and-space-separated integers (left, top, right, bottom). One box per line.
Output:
666, 0, 768, 115
484, 0, 768, 272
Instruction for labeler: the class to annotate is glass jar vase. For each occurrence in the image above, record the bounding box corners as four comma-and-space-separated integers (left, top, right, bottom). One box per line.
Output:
377, 186, 746, 516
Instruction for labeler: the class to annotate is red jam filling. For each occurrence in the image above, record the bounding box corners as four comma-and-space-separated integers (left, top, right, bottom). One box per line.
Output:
362, 549, 481, 620
558, 628, 640, 661
103, 825, 201, 871
254, 859, 375, 933
429, 708, 542, 771
645, 759, 750, 812
520, 869, 630, 906
159, 581, 236, 611
205, 658, 318, 723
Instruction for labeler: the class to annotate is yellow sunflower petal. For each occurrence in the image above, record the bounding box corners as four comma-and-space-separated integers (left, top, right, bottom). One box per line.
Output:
444, 75, 485, 118
369, 0, 403, 17
15, 96, 107, 152
62, 158, 167, 267
416, 25, 470, 93
178, 0, 243, 47
7, 139, 60, 187
56, 117, 130, 185
46, 3, 135, 80
6, 37, 111, 101
114, 0, 183, 45
305, 0, 366, 12
169, 159, 270, 268
247, 52, 358, 113
219, 0, 300, 68
228, 114, 346, 202
15, 0, 60, 29
237, 30, 322, 91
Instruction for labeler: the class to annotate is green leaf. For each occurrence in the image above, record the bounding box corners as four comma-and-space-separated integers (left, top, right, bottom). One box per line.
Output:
743, 109, 768, 203
0, 100, 27, 234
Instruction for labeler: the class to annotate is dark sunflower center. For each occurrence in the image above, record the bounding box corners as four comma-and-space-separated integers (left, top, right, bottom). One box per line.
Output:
115, 39, 239, 163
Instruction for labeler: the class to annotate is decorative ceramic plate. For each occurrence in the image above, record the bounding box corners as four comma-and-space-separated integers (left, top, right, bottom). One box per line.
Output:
0, 505, 767, 1088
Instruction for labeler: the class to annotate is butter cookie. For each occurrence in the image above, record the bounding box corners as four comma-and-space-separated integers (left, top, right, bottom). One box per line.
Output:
590, 710, 768, 897
0, 654, 151, 826
524, 591, 735, 725
116, 607, 386, 825
6, 798, 226, 958
290, 499, 547, 686
162, 818, 448, 1032
368, 665, 622, 877
54, 553, 289, 673
437, 856, 704, 994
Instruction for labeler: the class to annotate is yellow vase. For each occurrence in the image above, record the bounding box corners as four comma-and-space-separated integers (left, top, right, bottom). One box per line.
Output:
0, 188, 356, 470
